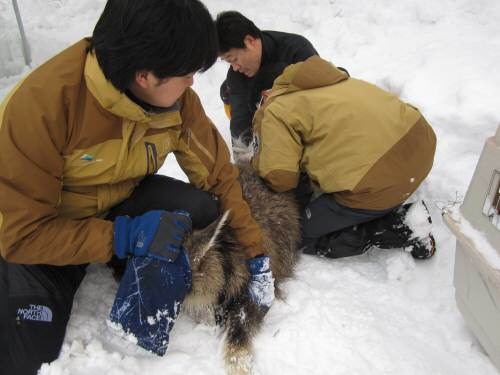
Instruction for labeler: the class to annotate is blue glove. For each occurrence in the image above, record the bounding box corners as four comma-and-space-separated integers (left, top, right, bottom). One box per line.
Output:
247, 255, 275, 313
113, 210, 192, 261
109, 250, 191, 355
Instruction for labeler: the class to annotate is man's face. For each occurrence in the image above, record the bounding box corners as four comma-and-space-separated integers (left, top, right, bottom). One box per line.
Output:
129, 72, 195, 108
221, 35, 262, 77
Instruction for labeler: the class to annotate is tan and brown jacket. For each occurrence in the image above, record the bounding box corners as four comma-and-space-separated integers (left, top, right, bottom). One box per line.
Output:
0, 39, 263, 265
252, 56, 436, 210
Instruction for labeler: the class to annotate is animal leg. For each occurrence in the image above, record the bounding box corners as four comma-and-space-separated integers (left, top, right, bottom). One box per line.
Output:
223, 299, 262, 375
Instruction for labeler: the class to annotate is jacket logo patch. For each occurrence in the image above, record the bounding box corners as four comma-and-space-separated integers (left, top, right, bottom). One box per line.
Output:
17, 304, 53, 322
80, 154, 102, 162
80, 153, 93, 161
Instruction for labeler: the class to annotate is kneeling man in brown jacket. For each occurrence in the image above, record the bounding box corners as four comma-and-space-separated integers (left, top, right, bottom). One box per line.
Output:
252, 56, 437, 259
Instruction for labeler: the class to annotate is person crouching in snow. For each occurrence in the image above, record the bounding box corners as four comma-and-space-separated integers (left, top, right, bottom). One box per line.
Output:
252, 56, 437, 260
0, 1, 273, 373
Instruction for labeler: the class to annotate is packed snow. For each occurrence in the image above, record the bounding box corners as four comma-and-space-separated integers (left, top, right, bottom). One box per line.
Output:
1, 0, 500, 374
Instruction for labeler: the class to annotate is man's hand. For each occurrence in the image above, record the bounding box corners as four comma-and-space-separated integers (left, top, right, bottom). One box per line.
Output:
247, 255, 275, 313
113, 210, 192, 262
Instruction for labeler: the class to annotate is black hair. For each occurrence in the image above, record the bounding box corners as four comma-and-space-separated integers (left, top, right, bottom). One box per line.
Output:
91, 0, 218, 91
215, 11, 261, 53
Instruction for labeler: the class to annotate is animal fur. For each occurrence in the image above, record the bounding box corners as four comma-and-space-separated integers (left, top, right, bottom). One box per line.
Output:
107, 158, 301, 374
182, 161, 301, 375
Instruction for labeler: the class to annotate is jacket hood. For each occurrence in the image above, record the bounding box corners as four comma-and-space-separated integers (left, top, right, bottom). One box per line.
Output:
271, 55, 349, 95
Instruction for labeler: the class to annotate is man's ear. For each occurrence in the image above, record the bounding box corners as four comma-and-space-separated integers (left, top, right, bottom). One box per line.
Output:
243, 35, 258, 49
134, 70, 150, 89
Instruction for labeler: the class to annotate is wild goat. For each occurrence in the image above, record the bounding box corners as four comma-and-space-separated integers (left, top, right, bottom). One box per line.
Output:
182, 161, 301, 375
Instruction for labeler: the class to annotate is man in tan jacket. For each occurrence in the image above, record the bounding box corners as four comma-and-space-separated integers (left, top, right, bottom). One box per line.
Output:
0, 1, 271, 373
252, 56, 437, 260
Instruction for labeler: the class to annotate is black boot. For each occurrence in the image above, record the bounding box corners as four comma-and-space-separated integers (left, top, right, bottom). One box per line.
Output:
364, 201, 436, 259
303, 225, 372, 259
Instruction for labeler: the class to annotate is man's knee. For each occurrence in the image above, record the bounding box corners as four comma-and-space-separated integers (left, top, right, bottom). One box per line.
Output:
144, 175, 220, 228
109, 175, 220, 229
184, 190, 220, 229
151, 176, 220, 228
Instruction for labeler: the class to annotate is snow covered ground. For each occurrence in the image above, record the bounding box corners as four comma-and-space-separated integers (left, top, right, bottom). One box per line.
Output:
1, 0, 500, 374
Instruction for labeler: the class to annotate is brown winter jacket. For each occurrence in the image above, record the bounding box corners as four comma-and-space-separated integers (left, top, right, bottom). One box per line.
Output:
252, 56, 436, 210
0, 39, 263, 265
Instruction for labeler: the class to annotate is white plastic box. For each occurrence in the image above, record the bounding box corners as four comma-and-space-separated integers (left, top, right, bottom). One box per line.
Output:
444, 125, 500, 370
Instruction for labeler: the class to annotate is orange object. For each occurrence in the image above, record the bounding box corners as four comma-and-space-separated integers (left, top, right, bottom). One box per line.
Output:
224, 103, 232, 119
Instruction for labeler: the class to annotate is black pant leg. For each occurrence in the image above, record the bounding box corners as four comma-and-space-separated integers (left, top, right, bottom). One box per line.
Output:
301, 194, 394, 258
301, 194, 393, 239
293, 173, 313, 211
107, 174, 220, 229
0, 257, 86, 375
0, 258, 9, 372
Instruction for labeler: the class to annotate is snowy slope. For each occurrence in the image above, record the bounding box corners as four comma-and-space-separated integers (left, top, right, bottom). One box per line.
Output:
1, 0, 500, 374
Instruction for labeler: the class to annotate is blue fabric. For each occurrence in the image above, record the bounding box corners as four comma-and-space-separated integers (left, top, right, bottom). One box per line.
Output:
109, 249, 192, 356
246, 255, 275, 311
247, 255, 271, 274
113, 210, 192, 260
113, 210, 165, 259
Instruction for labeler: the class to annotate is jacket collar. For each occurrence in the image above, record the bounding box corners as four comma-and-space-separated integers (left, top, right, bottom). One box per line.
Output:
125, 89, 180, 115
260, 31, 275, 69
84, 51, 182, 127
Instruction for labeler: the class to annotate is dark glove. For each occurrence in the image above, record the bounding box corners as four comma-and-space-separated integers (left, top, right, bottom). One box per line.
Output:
113, 210, 192, 261
109, 250, 191, 356
247, 255, 275, 313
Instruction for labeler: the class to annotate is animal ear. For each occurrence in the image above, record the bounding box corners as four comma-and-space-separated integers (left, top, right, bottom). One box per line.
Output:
204, 210, 231, 253
189, 210, 231, 268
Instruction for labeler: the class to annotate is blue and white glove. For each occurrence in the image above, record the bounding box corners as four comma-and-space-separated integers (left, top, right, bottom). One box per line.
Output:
113, 210, 192, 262
109, 210, 192, 356
247, 255, 275, 313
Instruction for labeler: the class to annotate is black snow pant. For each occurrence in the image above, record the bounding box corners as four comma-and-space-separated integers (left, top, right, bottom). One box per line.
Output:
0, 175, 219, 375
300, 193, 397, 258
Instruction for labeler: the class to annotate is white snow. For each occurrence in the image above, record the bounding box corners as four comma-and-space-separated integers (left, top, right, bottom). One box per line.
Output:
405, 200, 433, 241
2, 0, 500, 374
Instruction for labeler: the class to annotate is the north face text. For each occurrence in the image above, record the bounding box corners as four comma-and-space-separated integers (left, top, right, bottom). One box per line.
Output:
16, 304, 53, 322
